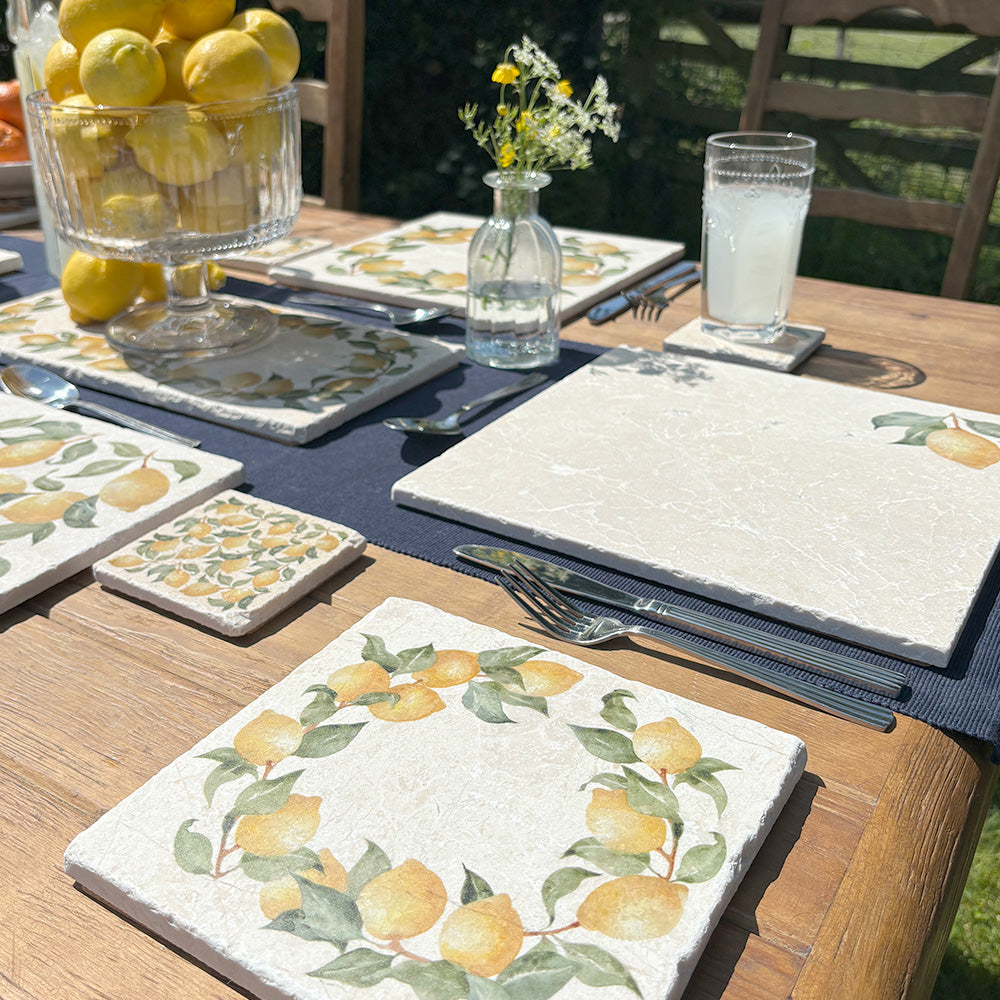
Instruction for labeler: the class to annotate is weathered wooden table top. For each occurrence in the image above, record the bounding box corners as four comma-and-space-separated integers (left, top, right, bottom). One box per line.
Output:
1, 204, 996, 1000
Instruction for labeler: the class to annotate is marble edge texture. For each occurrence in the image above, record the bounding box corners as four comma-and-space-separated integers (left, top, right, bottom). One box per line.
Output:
0, 292, 466, 444
93, 491, 368, 636
389, 347, 1000, 666
62, 596, 807, 1000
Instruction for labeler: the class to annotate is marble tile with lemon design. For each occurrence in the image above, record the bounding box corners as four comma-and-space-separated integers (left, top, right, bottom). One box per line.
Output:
65, 598, 805, 1000
271, 211, 686, 321
95, 490, 366, 635
0, 292, 463, 443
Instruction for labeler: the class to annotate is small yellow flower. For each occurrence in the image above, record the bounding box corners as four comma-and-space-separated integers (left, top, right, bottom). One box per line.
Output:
516, 111, 533, 133
556, 79, 573, 97
496, 103, 509, 116
499, 143, 515, 167
492, 63, 519, 85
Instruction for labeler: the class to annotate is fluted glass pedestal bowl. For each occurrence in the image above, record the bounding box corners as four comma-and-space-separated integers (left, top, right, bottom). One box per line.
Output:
26, 85, 301, 359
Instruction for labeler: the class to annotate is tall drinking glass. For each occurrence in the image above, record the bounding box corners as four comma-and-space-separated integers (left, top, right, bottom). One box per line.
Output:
700, 132, 815, 343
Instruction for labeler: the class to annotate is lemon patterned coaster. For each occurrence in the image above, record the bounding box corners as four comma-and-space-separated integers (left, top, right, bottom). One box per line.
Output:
270, 211, 686, 323
94, 490, 366, 636
0, 394, 243, 616
64, 596, 806, 1000
0, 292, 464, 444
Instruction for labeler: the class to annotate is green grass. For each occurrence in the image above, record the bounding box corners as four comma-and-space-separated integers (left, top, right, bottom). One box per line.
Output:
932, 777, 1000, 999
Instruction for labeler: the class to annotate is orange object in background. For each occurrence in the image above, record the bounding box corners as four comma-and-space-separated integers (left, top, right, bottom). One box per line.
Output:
0, 80, 29, 162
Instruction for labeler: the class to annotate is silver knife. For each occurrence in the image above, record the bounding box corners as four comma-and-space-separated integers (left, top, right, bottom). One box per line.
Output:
587, 260, 699, 325
454, 544, 907, 697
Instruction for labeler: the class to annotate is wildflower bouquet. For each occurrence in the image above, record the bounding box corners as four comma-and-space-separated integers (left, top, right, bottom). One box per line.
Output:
459, 36, 620, 178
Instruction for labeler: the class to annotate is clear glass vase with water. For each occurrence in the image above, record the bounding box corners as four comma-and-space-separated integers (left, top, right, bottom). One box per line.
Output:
465, 171, 561, 369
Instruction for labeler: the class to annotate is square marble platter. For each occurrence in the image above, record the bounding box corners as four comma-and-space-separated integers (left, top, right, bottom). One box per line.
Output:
0, 292, 464, 444
0, 394, 243, 615
392, 348, 1000, 666
65, 596, 806, 1000
95, 490, 367, 636
270, 212, 686, 322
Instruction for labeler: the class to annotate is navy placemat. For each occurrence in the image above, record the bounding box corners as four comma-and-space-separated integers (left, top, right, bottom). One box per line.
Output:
3, 234, 999, 755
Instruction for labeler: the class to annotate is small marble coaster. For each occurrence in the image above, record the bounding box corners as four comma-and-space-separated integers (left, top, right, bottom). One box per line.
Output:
663, 317, 824, 372
218, 236, 333, 273
94, 491, 366, 635
0, 247, 23, 274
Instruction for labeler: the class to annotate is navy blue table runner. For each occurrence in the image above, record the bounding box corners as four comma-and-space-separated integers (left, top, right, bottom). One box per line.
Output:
4, 234, 999, 754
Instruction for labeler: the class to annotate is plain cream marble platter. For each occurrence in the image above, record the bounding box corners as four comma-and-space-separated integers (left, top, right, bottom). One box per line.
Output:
0, 291, 463, 444
65, 597, 806, 1000
392, 348, 1000, 666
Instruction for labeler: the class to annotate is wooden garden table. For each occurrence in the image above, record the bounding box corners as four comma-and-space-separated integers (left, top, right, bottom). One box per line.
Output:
1, 203, 996, 1000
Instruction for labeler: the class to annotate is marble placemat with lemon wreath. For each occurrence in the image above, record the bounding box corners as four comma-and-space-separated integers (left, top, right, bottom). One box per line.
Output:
0, 290, 464, 444
65, 596, 806, 1000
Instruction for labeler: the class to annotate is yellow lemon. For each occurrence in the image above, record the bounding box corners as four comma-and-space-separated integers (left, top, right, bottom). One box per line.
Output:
141, 262, 226, 301
126, 106, 229, 185
177, 543, 212, 559
632, 718, 702, 774
438, 893, 524, 977
80, 29, 166, 107
108, 554, 144, 568
356, 859, 447, 940
233, 793, 321, 857
585, 789, 667, 853
58, 0, 166, 51
50, 94, 118, 180
0, 474, 26, 493
153, 30, 193, 102
98, 192, 171, 239
314, 533, 341, 552
0, 440, 64, 467
98, 467, 170, 512
326, 661, 391, 703
576, 876, 688, 940
252, 569, 280, 589
43, 38, 84, 102
163, 568, 190, 588
368, 683, 445, 722
2, 491, 88, 524
182, 29, 271, 103
163, 0, 236, 41
411, 649, 480, 688
60, 250, 144, 323
178, 165, 257, 234
233, 708, 303, 766
511, 660, 583, 697
258, 849, 348, 919
182, 581, 220, 596
227, 8, 300, 88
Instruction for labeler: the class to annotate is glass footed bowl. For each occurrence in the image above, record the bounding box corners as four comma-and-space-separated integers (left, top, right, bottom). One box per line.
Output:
26, 85, 301, 359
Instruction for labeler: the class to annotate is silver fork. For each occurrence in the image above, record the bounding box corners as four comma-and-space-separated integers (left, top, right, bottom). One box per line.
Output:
499, 562, 895, 731
637, 276, 701, 321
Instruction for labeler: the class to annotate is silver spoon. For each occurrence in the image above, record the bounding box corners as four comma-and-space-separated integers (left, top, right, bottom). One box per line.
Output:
0, 364, 201, 448
383, 372, 548, 435
286, 292, 456, 325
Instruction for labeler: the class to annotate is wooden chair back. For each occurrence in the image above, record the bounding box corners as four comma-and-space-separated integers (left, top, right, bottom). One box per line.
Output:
740, 0, 1000, 298
275, 0, 364, 210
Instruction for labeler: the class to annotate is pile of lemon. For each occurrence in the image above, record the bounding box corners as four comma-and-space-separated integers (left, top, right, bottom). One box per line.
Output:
43, 0, 301, 324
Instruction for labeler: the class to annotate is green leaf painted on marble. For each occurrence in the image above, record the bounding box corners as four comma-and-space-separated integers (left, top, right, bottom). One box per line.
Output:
675, 832, 727, 884
69, 459, 133, 477
477, 645, 545, 671
495, 684, 548, 716
540, 866, 599, 923
466, 976, 512, 1000
624, 766, 681, 823
299, 685, 339, 726
460, 865, 494, 904
579, 771, 627, 792
562, 837, 650, 876
558, 940, 642, 996
360, 632, 402, 673
871, 411, 947, 445
174, 819, 213, 875
62, 496, 98, 528
294, 721, 367, 758
391, 959, 469, 1000
309, 948, 396, 986
228, 769, 303, 818
462, 680, 515, 724
568, 724, 639, 763
0, 556, 9, 578
966, 419, 1000, 439
32, 474, 64, 491
159, 458, 200, 481
346, 840, 391, 899
599, 690, 638, 732
202, 756, 257, 805
393, 643, 437, 673
496, 944, 578, 1000
30, 521, 57, 543
57, 439, 97, 463
240, 847, 322, 882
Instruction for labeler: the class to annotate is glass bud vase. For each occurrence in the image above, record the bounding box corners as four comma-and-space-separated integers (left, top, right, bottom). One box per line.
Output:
465, 171, 561, 369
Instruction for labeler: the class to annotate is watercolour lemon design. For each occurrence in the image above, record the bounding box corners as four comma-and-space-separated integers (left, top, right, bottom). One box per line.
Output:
0, 413, 199, 581
874, 410, 1000, 469
176, 635, 736, 999
0, 295, 423, 409
323, 225, 634, 299
107, 494, 352, 614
